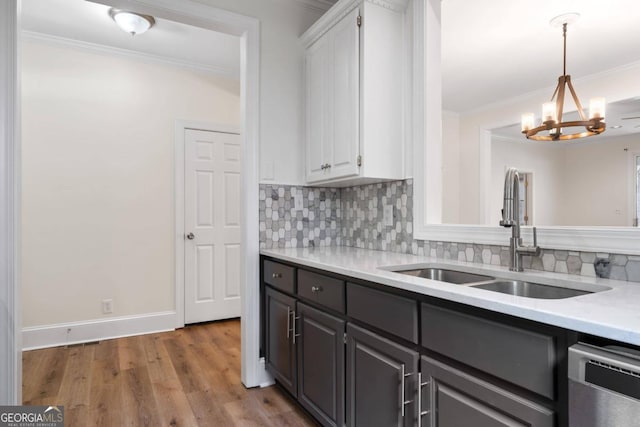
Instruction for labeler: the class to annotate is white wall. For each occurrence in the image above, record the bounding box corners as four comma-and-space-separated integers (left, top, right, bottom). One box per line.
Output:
21, 40, 240, 327
194, 0, 324, 185
489, 137, 566, 226
442, 110, 460, 223
446, 61, 640, 225
562, 134, 640, 227
470, 132, 640, 227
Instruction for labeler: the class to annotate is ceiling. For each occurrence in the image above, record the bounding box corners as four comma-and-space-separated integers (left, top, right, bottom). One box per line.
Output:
22, 0, 640, 125
21, 0, 241, 77
442, 0, 640, 113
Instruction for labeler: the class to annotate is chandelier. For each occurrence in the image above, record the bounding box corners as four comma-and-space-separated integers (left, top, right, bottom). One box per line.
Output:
521, 14, 606, 141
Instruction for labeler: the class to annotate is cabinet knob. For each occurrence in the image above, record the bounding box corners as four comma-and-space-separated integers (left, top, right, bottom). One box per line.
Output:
311, 286, 323, 293
272, 273, 282, 279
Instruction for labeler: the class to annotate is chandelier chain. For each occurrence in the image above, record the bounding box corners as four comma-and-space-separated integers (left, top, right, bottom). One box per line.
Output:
563, 23, 567, 77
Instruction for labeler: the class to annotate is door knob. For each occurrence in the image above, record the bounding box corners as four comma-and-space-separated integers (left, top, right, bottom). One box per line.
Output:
186, 232, 195, 240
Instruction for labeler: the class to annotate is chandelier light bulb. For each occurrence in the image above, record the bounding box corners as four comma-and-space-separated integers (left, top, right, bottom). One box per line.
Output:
589, 97, 606, 120
542, 102, 557, 123
521, 113, 535, 132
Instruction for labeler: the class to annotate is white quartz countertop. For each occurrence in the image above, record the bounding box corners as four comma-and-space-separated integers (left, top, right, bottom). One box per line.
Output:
260, 246, 640, 346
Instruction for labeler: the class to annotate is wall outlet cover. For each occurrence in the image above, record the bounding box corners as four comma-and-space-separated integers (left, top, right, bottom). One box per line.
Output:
102, 299, 113, 314
294, 191, 303, 210
384, 205, 393, 226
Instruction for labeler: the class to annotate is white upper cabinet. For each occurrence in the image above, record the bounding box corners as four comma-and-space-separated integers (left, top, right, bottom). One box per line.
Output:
301, 0, 409, 186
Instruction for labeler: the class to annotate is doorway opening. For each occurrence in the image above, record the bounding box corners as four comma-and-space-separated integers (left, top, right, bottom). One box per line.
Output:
12, 0, 263, 402
175, 123, 243, 325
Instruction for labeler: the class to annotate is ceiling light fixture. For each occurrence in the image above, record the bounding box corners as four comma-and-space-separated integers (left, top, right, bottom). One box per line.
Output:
109, 8, 155, 36
521, 13, 605, 141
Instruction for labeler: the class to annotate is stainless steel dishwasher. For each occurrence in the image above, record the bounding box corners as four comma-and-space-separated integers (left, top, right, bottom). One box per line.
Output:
569, 343, 640, 427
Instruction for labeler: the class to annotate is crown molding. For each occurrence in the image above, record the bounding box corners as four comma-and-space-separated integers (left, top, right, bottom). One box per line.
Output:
287, 0, 336, 13
21, 30, 239, 79
300, 0, 409, 47
300, 0, 359, 47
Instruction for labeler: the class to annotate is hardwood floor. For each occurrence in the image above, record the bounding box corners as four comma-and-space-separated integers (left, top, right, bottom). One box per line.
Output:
22, 319, 317, 426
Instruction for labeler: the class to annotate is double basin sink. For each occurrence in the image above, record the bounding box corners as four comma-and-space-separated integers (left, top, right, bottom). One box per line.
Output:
393, 267, 605, 299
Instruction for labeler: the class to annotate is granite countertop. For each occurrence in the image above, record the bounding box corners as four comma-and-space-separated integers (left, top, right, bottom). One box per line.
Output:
260, 246, 640, 346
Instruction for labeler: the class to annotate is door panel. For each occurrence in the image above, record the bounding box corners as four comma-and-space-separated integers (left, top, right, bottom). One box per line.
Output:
224, 244, 241, 298
330, 8, 360, 179
185, 129, 241, 323
265, 287, 297, 396
346, 323, 418, 427
305, 35, 330, 182
196, 171, 214, 226
298, 303, 345, 427
196, 244, 214, 300
420, 355, 554, 427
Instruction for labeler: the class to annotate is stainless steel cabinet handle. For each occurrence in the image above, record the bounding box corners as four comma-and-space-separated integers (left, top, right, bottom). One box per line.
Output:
272, 273, 282, 279
186, 232, 195, 240
311, 286, 323, 293
292, 312, 301, 344
325, 163, 331, 169
400, 364, 414, 418
417, 373, 429, 427
320, 164, 327, 170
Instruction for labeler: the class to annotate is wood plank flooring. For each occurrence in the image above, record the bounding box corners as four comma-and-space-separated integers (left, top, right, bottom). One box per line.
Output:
22, 319, 317, 426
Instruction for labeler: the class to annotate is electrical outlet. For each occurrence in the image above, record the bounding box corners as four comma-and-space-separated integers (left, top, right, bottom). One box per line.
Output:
102, 299, 113, 314
294, 191, 303, 210
383, 205, 393, 226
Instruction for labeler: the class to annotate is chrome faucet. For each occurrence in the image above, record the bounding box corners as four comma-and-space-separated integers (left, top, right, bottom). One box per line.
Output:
500, 168, 541, 271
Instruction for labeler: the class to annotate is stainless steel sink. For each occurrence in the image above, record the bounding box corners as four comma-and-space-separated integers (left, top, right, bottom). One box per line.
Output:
471, 280, 593, 299
394, 268, 494, 284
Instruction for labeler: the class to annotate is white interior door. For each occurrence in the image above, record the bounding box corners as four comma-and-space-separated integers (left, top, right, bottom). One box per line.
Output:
184, 129, 241, 323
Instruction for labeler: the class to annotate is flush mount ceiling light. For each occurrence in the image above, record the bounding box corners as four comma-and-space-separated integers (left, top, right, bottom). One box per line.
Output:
109, 8, 155, 36
521, 13, 606, 141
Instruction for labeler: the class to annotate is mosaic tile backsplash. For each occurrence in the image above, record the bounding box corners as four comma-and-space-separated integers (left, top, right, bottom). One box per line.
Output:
259, 179, 640, 283
259, 185, 340, 248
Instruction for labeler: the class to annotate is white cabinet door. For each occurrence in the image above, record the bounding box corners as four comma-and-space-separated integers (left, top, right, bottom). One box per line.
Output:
302, 1, 406, 186
305, 8, 360, 183
305, 34, 331, 183
329, 7, 360, 180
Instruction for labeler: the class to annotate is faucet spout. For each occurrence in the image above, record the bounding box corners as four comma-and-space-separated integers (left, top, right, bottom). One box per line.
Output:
500, 167, 520, 228
499, 167, 539, 271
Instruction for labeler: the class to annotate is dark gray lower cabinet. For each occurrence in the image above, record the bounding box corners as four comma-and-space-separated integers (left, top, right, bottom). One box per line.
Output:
419, 355, 555, 427
265, 286, 297, 396
297, 303, 345, 427
346, 323, 419, 427
261, 257, 567, 427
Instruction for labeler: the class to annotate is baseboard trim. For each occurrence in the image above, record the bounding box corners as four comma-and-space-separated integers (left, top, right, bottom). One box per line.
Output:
22, 311, 177, 350
258, 357, 275, 388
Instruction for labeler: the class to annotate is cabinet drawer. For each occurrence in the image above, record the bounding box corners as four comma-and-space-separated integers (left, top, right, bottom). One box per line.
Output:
263, 260, 295, 293
421, 303, 556, 399
347, 283, 418, 344
298, 270, 345, 313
